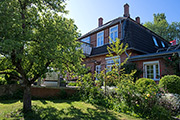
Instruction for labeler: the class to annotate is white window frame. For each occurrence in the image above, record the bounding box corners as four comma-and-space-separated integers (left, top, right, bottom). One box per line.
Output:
95, 65, 101, 80
161, 41, 165, 47
81, 36, 90, 44
143, 61, 160, 81
105, 56, 120, 73
97, 31, 104, 47
96, 65, 101, 74
109, 25, 118, 43
152, 36, 158, 47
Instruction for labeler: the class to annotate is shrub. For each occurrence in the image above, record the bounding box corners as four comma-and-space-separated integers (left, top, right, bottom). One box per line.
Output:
159, 75, 180, 94
150, 105, 172, 120
0, 77, 7, 85
67, 82, 77, 86
135, 78, 158, 94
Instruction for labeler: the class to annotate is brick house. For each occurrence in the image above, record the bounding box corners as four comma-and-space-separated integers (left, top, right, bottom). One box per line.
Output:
79, 3, 180, 82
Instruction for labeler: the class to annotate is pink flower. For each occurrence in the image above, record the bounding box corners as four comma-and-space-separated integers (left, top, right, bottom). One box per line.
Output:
168, 57, 171, 60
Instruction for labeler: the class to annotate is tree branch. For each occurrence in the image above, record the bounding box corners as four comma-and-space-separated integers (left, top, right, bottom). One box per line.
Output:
30, 61, 52, 84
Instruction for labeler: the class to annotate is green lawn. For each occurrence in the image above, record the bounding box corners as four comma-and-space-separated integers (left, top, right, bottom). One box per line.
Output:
0, 99, 143, 120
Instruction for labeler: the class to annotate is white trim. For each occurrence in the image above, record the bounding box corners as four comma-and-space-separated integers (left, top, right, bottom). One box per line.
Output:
143, 60, 160, 80
97, 31, 104, 47
109, 25, 118, 43
143, 61, 159, 65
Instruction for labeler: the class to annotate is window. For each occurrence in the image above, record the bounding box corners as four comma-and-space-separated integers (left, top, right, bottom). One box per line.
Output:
143, 61, 160, 80
81, 37, 90, 44
97, 31, 104, 47
152, 36, 158, 47
176, 38, 180, 44
95, 65, 101, 80
109, 25, 118, 43
96, 65, 101, 74
161, 41, 165, 47
106, 56, 120, 72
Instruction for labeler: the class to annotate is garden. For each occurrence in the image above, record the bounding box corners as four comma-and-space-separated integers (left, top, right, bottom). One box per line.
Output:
0, 39, 180, 120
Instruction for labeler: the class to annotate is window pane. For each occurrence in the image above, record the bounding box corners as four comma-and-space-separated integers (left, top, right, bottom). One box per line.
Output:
145, 62, 160, 80
97, 31, 104, 47
153, 36, 158, 47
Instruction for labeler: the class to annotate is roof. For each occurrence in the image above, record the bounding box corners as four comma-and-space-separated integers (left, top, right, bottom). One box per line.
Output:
129, 49, 180, 61
78, 17, 126, 40
123, 18, 170, 53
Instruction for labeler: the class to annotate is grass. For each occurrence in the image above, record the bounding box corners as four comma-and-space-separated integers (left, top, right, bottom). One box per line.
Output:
0, 99, 143, 120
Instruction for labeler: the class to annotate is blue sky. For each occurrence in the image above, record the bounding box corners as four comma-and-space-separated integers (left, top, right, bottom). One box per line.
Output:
66, 0, 180, 35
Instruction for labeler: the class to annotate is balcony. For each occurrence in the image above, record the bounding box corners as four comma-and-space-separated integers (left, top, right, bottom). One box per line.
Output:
79, 41, 92, 56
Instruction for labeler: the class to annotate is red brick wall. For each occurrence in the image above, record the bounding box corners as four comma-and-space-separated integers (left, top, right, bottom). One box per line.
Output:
90, 34, 96, 47
104, 28, 109, 44
31, 87, 77, 98
89, 23, 122, 47
83, 50, 137, 74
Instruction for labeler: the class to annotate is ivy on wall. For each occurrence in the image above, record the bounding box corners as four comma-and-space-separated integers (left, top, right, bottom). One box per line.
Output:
122, 62, 142, 82
163, 53, 180, 76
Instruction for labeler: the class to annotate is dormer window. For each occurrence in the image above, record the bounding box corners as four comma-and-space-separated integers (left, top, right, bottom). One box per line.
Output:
152, 36, 158, 47
161, 41, 165, 47
81, 37, 90, 44
97, 31, 104, 47
109, 25, 118, 43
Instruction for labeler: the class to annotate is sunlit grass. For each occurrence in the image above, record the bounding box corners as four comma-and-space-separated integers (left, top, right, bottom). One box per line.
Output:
0, 99, 143, 120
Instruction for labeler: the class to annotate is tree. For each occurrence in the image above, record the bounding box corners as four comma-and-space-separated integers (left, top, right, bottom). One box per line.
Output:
0, 0, 84, 112
144, 13, 180, 42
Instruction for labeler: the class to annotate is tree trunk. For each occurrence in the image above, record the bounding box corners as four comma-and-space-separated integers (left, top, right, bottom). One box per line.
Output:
23, 83, 32, 112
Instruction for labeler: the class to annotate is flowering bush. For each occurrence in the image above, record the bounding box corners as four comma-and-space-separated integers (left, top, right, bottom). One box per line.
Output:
158, 93, 180, 116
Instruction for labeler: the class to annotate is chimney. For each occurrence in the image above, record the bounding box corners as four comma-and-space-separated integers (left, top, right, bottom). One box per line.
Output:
123, 3, 130, 17
135, 16, 140, 24
98, 17, 103, 27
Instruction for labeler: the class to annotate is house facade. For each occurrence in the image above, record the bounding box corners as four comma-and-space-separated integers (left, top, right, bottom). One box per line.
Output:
79, 3, 180, 82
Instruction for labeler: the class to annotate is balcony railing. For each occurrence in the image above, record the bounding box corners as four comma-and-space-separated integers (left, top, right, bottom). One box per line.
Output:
79, 41, 92, 56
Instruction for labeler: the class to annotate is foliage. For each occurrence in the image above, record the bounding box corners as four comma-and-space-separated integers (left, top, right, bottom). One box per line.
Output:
122, 62, 142, 81
0, 0, 84, 111
0, 77, 7, 85
150, 105, 172, 120
67, 82, 78, 86
61, 80, 67, 84
78, 73, 106, 105
0, 89, 23, 100
144, 13, 180, 42
163, 54, 180, 76
159, 75, 180, 94
135, 78, 158, 94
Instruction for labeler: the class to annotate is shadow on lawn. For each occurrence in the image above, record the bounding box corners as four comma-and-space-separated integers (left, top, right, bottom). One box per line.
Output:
39, 99, 76, 105
10, 105, 120, 120
0, 99, 21, 104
